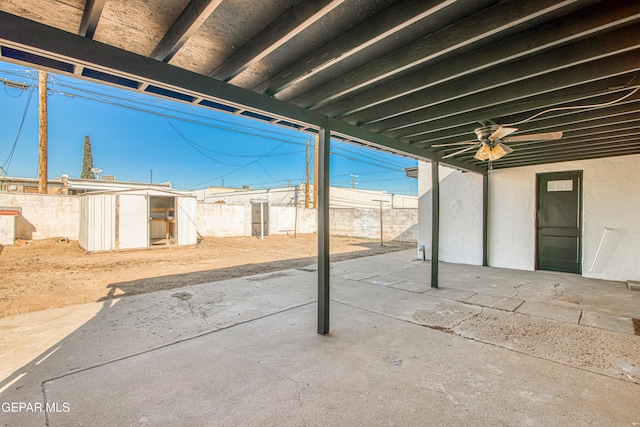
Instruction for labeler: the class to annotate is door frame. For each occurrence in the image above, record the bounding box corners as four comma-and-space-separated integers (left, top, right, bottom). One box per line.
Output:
535, 170, 583, 273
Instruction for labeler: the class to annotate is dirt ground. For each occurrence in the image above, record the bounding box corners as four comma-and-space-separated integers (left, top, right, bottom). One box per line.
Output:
0, 235, 413, 318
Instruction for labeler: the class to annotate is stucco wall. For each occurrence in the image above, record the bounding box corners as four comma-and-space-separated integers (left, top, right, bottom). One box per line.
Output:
489, 154, 640, 281
196, 203, 250, 237
417, 154, 640, 282
0, 193, 80, 240
0, 215, 16, 245
417, 162, 483, 265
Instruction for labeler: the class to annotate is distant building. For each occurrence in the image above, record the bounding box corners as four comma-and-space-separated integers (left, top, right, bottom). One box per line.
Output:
199, 184, 418, 209
0, 175, 175, 195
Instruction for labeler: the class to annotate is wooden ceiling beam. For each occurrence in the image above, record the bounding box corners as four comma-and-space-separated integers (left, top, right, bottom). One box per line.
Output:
290, 0, 587, 109
253, 0, 484, 96
151, 0, 224, 62
375, 51, 640, 137
321, 0, 640, 120
363, 26, 640, 132
412, 100, 640, 148
78, 0, 106, 39
493, 140, 640, 164
209, 0, 345, 82
400, 80, 640, 142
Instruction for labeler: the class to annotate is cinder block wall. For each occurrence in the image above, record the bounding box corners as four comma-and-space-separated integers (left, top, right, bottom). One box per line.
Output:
0, 193, 81, 240
0, 194, 417, 243
196, 203, 247, 237
331, 208, 418, 242
196, 203, 416, 242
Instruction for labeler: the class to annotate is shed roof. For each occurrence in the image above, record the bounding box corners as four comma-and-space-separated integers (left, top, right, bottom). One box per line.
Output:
81, 187, 195, 198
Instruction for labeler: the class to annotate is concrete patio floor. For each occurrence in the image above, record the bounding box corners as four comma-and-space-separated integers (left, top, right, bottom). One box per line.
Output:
1, 249, 639, 426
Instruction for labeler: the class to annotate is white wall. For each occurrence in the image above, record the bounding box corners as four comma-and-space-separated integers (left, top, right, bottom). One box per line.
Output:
417, 154, 640, 281
489, 154, 640, 281
417, 162, 484, 265
0, 215, 16, 245
0, 193, 80, 240
196, 203, 250, 237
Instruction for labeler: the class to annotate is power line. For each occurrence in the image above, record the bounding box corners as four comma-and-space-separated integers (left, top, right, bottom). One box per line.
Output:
187, 140, 292, 189
1, 72, 37, 173
0, 67, 415, 190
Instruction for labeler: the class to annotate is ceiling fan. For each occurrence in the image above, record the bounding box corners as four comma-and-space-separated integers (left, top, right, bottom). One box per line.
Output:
433, 125, 563, 161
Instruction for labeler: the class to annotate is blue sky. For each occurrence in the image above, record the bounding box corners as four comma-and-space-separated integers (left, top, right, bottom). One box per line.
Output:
0, 61, 418, 194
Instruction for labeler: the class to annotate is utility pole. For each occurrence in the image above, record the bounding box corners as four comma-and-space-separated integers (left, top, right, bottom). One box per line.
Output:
38, 70, 48, 194
313, 135, 318, 208
350, 174, 358, 188
150, 169, 153, 183
305, 140, 310, 208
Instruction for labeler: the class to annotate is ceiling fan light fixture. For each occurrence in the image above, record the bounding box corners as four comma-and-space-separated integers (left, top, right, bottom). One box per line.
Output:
490, 142, 513, 160
474, 144, 491, 161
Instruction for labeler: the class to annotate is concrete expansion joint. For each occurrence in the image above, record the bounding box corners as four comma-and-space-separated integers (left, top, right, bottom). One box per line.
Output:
512, 300, 526, 312
40, 382, 50, 427
331, 299, 458, 335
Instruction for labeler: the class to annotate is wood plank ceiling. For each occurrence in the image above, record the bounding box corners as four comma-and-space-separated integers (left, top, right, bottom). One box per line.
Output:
1, 0, 639, 173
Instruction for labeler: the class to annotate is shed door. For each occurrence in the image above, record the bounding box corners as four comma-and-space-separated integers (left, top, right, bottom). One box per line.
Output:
117, 195, 149, 249
176, 197, 197, 245
536, 171, 582, 273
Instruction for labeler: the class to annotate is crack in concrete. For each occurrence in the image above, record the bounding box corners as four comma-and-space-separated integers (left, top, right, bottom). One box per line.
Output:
184, 298, 210, 326
332, 300, 640, 387
451, 307, 484, 331
278, 374, 308, 427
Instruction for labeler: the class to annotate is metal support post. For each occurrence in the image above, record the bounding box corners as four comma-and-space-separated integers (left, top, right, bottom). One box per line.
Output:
483, 173, 489, 267
431, 161, 439, 288
317, 126, 331, 334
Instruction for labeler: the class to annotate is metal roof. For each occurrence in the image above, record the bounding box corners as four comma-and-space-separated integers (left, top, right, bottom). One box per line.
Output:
1, 0, 639, 173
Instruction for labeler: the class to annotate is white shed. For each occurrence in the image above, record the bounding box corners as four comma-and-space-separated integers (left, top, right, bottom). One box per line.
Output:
79, 188, 197, 252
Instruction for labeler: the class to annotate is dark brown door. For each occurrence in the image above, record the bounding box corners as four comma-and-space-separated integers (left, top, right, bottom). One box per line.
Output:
536, 171, 582, 273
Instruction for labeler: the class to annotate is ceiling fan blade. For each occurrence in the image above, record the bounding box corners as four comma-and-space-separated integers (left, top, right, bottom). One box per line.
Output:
489, 126, 518, 141
501, 131, 563, 143
442, 144, 479, 159
432, 141, 476, 147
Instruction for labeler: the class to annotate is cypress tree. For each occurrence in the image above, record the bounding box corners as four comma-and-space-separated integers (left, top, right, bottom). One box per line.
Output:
81, 135, 94, 179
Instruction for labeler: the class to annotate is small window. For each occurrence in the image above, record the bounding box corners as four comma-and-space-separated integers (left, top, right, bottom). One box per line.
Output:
547, 179, 573, 192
